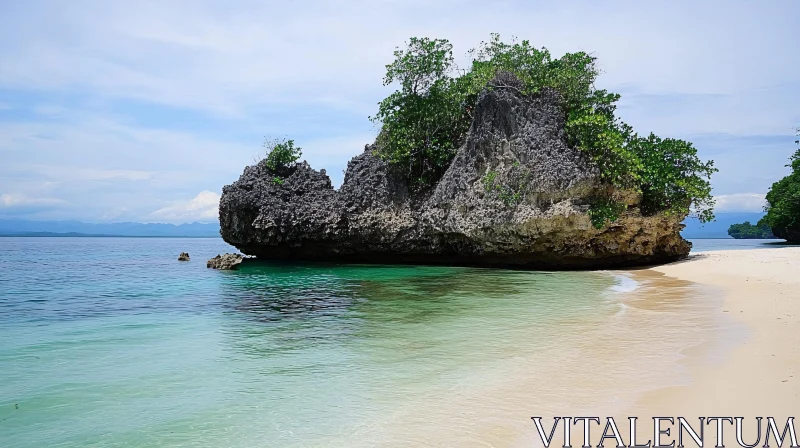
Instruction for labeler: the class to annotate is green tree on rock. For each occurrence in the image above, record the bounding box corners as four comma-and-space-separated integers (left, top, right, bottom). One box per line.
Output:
262, 137, 302, 185
370, 34, 717, 228
370, 38, 473, 187
759, 128, 800, 242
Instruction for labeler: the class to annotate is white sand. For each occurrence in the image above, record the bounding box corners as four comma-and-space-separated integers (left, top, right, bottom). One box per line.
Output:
635, 247, 800, 416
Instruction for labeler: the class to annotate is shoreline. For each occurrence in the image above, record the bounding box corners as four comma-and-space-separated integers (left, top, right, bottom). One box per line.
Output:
629, 247, 800, 417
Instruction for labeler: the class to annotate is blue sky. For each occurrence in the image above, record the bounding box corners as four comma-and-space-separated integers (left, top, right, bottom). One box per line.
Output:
1, 0, 798, 223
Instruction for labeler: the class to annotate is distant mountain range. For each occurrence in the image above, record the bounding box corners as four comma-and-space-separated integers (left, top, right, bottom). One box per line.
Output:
0, 213, 766, 239
681, 212, 767, 239
0, 219, 221, 237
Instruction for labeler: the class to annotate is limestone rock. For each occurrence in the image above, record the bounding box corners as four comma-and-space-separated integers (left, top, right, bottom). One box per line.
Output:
218, 76, 690, 268
178, 252, 190, 261
207, 253, 244, 270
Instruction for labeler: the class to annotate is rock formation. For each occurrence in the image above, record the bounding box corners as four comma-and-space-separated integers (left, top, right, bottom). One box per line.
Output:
772, 225, 800, 243
207, 253, 244, 270
178, 252, 190, 261
219, 76, 691, 269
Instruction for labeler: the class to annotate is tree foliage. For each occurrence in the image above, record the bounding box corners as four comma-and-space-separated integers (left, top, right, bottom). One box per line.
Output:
631, 134, 716, 223
370, 38, 473, 187
264, 138, 302, 171
728, 221, 776, 239
759, 128, 800, 234
262, 137, 302, 185
370, 34, 716, 227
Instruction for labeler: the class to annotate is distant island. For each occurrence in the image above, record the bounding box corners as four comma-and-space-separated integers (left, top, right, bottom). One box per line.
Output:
0, 220, 221, 237
682, 212, 767, 239
727, 221, 777, 239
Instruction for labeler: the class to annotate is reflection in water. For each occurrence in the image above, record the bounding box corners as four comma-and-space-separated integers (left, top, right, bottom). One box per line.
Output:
0, 238, 734, 448
215, 262, 611, 359
203, 262, 625, 447
205, 262, 726, 447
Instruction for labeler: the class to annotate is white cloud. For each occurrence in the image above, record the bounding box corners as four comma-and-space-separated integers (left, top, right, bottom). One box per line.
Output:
1, 1, 797, 127
18, 167, 157, 182
0, 193, 68, 218
0, 193, 66, 208
100, 206, 132, 221
714, 193, 767, 212
0, 117, 255, 175
617, 88, 800, 137
0, 113, 255, 222
299, 134, 377, 187
72, 169, 154, 181
150, 190, 220, 222
0, 1, 797, 222
32, 104, 68, 116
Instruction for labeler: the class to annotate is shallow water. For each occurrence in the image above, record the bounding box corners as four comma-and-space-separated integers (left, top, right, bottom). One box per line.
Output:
0, 237, 732, 447
688, 238, 797, 252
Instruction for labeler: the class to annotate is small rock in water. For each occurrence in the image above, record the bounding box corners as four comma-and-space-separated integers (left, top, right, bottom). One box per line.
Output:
178, 252, 190, 261
207, 253, 243, 270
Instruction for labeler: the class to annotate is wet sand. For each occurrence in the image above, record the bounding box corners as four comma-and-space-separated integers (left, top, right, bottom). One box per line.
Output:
632, 247, 800, 419
529, 249, 800, 448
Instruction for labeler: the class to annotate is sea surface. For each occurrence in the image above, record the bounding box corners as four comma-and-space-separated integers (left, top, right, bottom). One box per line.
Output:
688, 238, 795, 252
0, 237, 747, 447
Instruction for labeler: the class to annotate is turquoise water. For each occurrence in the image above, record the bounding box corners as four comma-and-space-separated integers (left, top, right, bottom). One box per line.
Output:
0, 237, 727, 447
688, 238, 797, 252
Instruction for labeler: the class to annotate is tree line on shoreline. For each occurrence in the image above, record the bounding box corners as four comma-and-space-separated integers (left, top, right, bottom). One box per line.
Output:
729, 128, 800, 241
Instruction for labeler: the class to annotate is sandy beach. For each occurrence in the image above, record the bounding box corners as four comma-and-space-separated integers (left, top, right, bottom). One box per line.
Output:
633, 246, 800, 417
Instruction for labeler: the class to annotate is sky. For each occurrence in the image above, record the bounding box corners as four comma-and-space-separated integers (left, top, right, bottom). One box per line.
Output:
0, 0, 798, 223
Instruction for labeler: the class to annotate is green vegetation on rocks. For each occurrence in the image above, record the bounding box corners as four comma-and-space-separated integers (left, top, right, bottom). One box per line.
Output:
481, 161, 530, 206
263, 137, 302, 185
727, 221, 776, 239
759, 129, 800, 242
370, 34, 716, 228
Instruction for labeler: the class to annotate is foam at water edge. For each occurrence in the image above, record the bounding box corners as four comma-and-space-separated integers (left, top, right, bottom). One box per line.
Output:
608, 273, 641, 293
601, 273, 641, 317
614, 301, 630, 316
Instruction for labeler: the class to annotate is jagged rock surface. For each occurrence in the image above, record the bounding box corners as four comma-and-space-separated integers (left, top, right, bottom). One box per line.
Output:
207, 253, 244, 270
178, 252, 190, 261
219, 78, 691, 268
